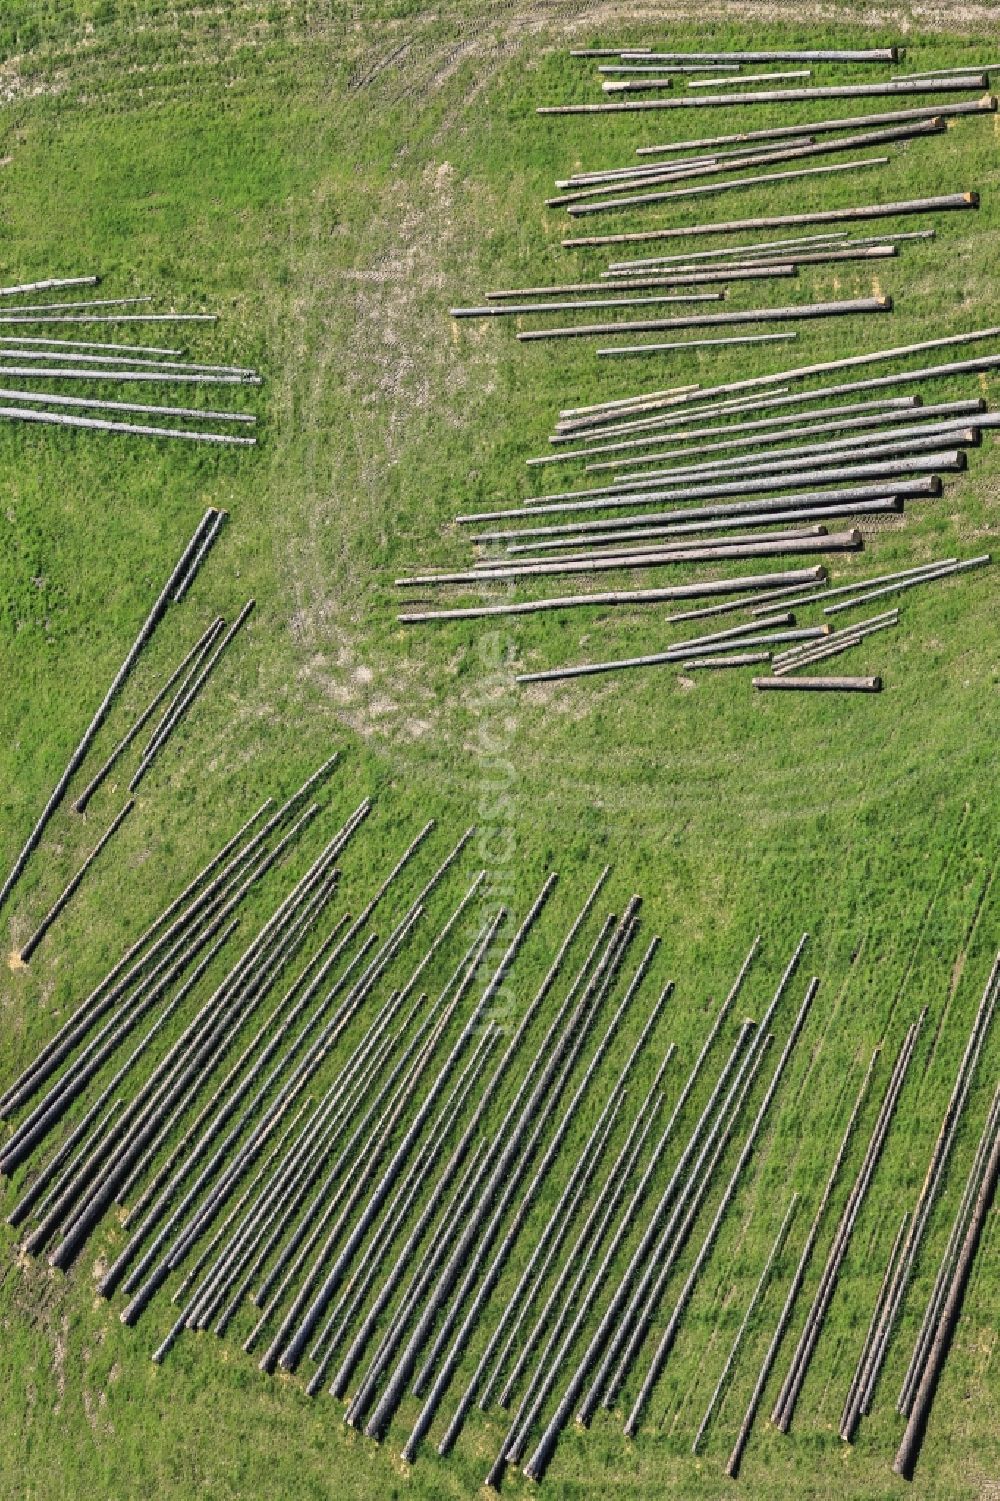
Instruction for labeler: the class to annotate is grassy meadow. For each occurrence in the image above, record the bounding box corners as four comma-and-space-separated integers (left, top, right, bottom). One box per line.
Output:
0, 4, 997, 1500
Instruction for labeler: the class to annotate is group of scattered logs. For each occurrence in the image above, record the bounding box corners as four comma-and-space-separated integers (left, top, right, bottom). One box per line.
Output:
0, 274, 260, 444
413, 48, 999, 695
2, 508, 253, 963
2, 765, 996, 1488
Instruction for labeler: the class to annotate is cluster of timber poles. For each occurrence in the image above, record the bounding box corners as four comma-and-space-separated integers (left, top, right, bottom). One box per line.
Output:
420, 49, 999, 691
1, 510, 253, 963
0, 274, 260, 445
1, 773, 997, 1487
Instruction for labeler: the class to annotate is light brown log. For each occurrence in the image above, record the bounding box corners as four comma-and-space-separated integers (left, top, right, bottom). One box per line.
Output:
518, 296, 891, 342
396, 565, 825, 624
682, 651, 771, 668
753, 674, 882, 691
562, 193, 978, 250
517, 626, 827, 683
598, 77, 986, 103
484, 267, 795, 296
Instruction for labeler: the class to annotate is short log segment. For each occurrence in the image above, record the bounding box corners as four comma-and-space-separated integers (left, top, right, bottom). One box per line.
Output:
753, 675, 883, 692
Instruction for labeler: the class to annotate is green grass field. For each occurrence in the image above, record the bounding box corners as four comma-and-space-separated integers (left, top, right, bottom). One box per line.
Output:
0, 4, 998, 1499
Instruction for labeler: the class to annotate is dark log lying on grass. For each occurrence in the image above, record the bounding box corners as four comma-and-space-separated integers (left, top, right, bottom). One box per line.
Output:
130, 823, 461, 1311
893, 1086, 1000, 1481
28, 804, 325, 1251
839, 1210, 910, 1441
521, 1018, 761, 1482
518, 296, 892, 342
753, 675, 883, 692
580, 941, 808, 1428
851, 954, 1000, 1429
622, 977, 819, 1436
130, 600, 256, 792
497, 967, 760, 1484
410, 941, 666, 1462
692, 1193, 799, 1453
503, 511, 874, 557
174, 511, 229, 602
0, 798, 275, 1118
17, 800, 135, 963
517, 628, 834, 686
896, 1062, 1000, 1418
73, 618, 225, 813
0, 508, 217, 916
363, 904, 640, 1439
397, 566, 826, 625
262, 908, 511, 1375
452, 982, 673, 1430
725, 1052, 879, 1477
772, 1014, 923, 1432
6, 919, 240, 1232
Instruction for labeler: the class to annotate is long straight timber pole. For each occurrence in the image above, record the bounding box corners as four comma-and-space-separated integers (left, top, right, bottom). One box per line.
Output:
0, 276, 100, 296
397, 567, 825, 625
599, 333, 798, 359
852, 957, 1000, 1429
0, 407, 257, 445
725, 1054, 880, 1477
598, 77, 987, 104
73, 619, 224, 813
554, 337, 1000, 437
823, 554, 991, 614
586, 400, 980, 472
563, 194, 978, 251
692, 1193, 799, 1453
0, 389, 255, 423
0, 509, 217, 915
16, 801, 135, 962
614, 49, 902, 62
628, 97, 996, 157
483, 267, 797, 295
518, 297, 892, 342
893, 1092, 1000, 1480
543, 82, 987, 116
453, 293, 724, 317
561, 156, 891, 217
533, 396, 921, 465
